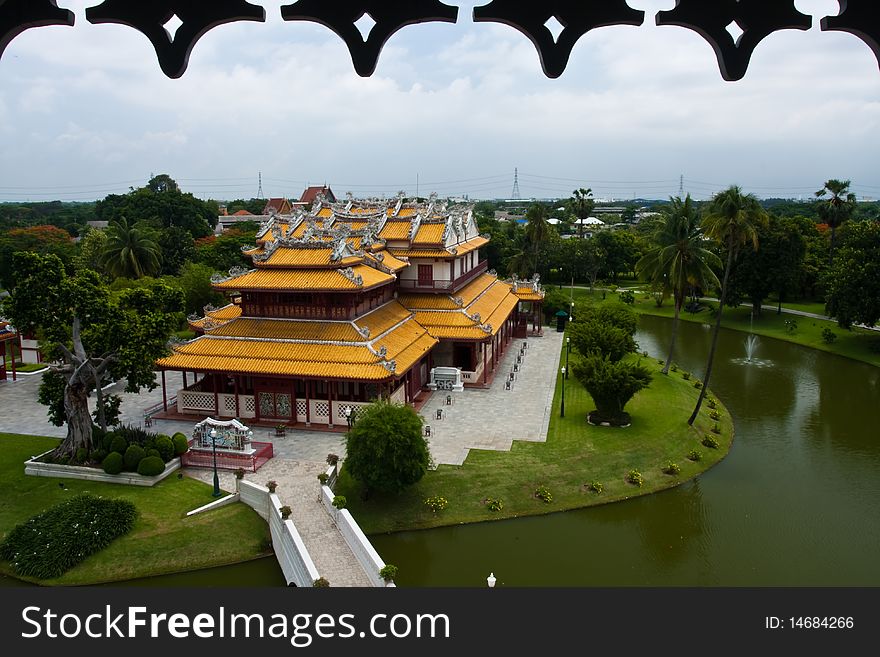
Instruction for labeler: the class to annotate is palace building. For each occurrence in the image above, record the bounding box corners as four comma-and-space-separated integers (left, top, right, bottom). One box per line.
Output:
156, 194, 543, 428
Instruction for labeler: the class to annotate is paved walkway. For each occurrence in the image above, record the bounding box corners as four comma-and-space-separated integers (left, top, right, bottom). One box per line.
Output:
419, 331, 564, 466
0, 335, 566, 584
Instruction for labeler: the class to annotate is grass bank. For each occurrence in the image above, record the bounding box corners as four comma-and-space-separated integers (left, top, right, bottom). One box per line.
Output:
337, 349, 733, 534
563, 287, 880, 368
0, 434, 270, 585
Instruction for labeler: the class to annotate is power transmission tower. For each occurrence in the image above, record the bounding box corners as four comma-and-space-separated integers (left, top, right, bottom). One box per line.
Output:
257, 172, 264, 199
511, 168, 521, 200
678, 174, 684, 198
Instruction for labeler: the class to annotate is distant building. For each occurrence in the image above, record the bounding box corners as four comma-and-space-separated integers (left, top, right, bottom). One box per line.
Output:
263, 198, 293, 215
299, 185, 336, 205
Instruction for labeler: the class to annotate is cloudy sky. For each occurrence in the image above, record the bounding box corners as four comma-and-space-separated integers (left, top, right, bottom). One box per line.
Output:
1, 0, 879, 202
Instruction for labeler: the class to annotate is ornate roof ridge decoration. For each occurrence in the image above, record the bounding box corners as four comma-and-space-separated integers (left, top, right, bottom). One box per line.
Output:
281, 1, 459, 77
531, 273, 541, 292
356, 325, 371, 339
409, 212, 423, 242
337, 266, 364, 287
0, 1, 74, 60
211, 266, 256, 284
241, 243, 259, 253
474, 0, 644, 78
451, 296, 464, 307
86, 1, 265, 79
195, 334, 369, 347
656, 0, 811, 81
821, 1, 880, 71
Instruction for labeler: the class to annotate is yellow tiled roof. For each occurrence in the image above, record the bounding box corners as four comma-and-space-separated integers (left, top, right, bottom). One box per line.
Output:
213, 265, 394, 291
456, 273, 497, 306
259, 247, 363, 268
209, 318, 363, 342
256, 223, 291, 244
290, 221, 325, 238
513, 290, 544, 301
365, 250, 408, 272
379, 221, 414, 241
189, 304, 242, 330
412, 311, 473, 327
157, 316, 437, 380
396, 208, 416, 218
389, 236, 487, 258
398, 293, 459, 311
412, 223, 446, 245
317, 208, 333, 218
354, 301, 412, 337
468, 280, 511, 321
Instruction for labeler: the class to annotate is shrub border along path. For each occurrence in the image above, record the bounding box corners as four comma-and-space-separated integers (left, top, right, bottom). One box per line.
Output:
0, 434, 270, 585
337, 344, 734, 534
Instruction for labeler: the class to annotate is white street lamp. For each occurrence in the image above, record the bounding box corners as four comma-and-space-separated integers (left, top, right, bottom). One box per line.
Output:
487, 572, 496, 588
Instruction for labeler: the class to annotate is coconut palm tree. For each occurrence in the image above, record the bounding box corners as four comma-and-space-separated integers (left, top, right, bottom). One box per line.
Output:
568, 187, 594, 238
815, 179, 856, 267
99, 217, 160, 279
688, 186, 768, 425
636, 195, 721, 375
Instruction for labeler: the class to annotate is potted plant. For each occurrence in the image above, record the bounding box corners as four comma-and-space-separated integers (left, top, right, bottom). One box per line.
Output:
234, 467, 246, 480
274, 424, 286, 436
326, 453, 339, 466
279, 505, 292, 520
266, 480, 278, 493
317, 473, 329, 486
379, 564, 398, 583
313, 577, 330, 587
332, 495, 347, 510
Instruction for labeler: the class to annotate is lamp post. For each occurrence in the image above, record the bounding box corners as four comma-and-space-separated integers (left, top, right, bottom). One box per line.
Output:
343, 406, 353, 430
565, 336, 570, 379
487, 572, 496, 588
210, 428, 221, 497
560, 367, 566, 418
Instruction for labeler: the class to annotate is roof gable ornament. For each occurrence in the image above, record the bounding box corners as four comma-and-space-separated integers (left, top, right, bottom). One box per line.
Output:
531, 273, 541, 292
409, 212, 422, 242
337, 267, 364, 287
382, 360, 397, 374
356, 325, 371, 339
480, 323, 493, 335
451, 296, 464, 307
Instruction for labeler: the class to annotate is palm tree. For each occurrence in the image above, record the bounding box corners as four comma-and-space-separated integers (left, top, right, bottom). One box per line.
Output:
523, 204, 550, 274
688, 186, 768, 425
99, 217, 160, 279
815, 179, 856, 267
569, 187, 594, 238
636, 195, 721, 375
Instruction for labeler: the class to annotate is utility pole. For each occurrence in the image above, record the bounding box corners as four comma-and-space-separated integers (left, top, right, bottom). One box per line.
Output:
257, 172, 264, 199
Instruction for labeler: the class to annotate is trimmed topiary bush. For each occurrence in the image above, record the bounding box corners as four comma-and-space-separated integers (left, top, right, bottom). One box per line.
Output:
102, 451, 124, 475
89, 448, 107, 463
123, 444, 146, 471
0, 494, 137, 579
155, 435, 174, 462
172, 433, 189, 455
146, 448, 161, 459
109, 435, 128, 455
137, 456, 165, 477
379, 564, 398, 582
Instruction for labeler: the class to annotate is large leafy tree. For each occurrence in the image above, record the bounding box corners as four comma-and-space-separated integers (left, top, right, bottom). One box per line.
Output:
99, 218, 161, 279
508, 204, 552, 277
825, 221, 880, 328
158, 226, 196, 276
0, 225, 76, 289
595, 230, 643, 282
573, 354, 652, 426
637, 195, 721, 374
689, 186, 767, 425
815, 179, 856, 267
344, 401, 429, 495
2, 253, 184, 458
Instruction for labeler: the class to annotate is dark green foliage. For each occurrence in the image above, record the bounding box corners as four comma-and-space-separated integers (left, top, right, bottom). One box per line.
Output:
115, 424, 155, 447
155, 435, 174, 462
573, 354, 652, 425
0, 494, 137, 579
137, 456, 166, 477
379, 564, 398, 581
123, 444, 145, 471
569, 320, 637, 362
822, 327, 837, 344
344, 401, 429, 494
172, 433, 190, 455
37, 370, 67, 427
687, 450, 702, 462
89, 448, 107, 463
825, 221, 880, 328
662, 462, 681, 475
92, 393, 122, 428
109, 435, 128, 455
101, 451, 124, 475
146, 448, 161, 459
313, 577, 330, 587
618, 290, 635, 304
74, 447, 89, 464
576, 302, 638, 336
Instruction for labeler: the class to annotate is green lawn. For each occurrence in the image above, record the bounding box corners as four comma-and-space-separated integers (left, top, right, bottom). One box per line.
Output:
337, 348, 733, 534
563, 288, 880, 368
0, 434, 270, 585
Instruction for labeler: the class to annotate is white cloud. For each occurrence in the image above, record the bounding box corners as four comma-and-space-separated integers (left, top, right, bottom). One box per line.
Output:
0, 2, 879, 201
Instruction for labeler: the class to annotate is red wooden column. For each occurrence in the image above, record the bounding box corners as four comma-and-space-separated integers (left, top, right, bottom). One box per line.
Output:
161, 370, 167, 412
183, 371, 188, 389
305, 380, 311, 426
327, 380, 334, 428
234, 375, 240, 417
483, 342, 488, 384
213, 374, 220, 417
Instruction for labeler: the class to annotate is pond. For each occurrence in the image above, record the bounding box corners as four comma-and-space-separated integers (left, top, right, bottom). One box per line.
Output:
370, 315, 880, 586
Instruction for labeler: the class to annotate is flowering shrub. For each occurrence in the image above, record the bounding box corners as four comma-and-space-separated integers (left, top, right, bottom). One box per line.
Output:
702, 435, 720, 449
534, 485, 553, 504
486, 497, 503, 512
588, 482, 604, 494
0, 495, 137, 579
663, 462, 681, 475
682, 371, 691, 380
626, 470, 644, 487
687, 449, 702, 462
424, 496, 448, 513
709, 410, 721, 421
